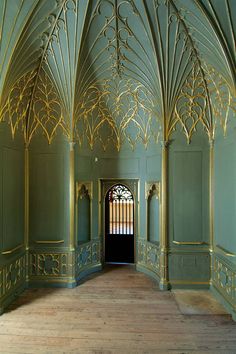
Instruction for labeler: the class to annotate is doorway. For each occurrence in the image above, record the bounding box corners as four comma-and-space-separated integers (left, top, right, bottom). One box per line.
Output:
105, 184, 134, 263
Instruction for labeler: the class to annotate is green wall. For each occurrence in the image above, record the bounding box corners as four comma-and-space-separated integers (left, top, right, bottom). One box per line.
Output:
29, 135, 70, 246
212, 118, 236, 320
0, 122, 26, 314
27, 134, 75, 287
214, 134, 236, 252
168, 128, 210, 287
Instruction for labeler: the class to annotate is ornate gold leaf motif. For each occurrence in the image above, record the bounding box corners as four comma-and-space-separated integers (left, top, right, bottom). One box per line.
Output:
204, 64, 233, 137
29, 69, 70, 144
0, 70, 36, 139
75, 78, 160, 151
173, 63, 209, 143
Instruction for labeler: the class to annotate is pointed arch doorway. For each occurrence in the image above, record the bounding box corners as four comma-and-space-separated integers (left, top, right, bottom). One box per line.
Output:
100, 179, 139, 264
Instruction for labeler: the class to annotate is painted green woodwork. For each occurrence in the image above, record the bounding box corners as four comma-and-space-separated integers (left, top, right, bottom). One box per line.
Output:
168, 129, 210, 286
212, 111, 236, 320
169, 130, 210, 244
137, 240, 160, 282
147, 196, 160, 244
0, 123, 26, 314
29, 135, 70, 246
214, 132, 236, 255
172, 151, 203, 242
77, 195, 91, 244
0, 124, 24, 254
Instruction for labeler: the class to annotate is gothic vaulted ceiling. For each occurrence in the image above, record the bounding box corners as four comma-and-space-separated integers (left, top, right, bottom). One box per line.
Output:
0, 0, 235, 150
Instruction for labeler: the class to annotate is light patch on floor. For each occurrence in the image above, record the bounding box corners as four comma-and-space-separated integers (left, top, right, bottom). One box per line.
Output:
173, 290, 228, 315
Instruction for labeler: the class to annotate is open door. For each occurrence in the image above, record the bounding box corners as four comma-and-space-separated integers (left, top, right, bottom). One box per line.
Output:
105, 184, 134, 263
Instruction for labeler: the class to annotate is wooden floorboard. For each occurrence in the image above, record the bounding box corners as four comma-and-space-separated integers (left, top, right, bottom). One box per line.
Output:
0, 265, 236, 354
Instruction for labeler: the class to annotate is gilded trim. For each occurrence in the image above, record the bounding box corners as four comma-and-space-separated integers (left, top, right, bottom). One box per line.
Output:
34, 240, 64, 245
173, 241, 208, 245
170, 280, 210, 285
1, 244, 24, 255
160, 143, 168, 287
209, 140, 214, 252
216, 245, 236, 257
69, 142, 75, 250
24, 145, 29, 250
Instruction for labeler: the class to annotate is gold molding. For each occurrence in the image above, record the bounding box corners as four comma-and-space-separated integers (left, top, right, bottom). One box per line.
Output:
69, 142, 75, 250
34, 240, 64, 244
2, 244, 24, 255
173, 241, 208, 245
160, 143, 168, 288
170, 280, 210, 285
216, 245, 236, 257
24, 146, 29, 250
209, 139, 214, 286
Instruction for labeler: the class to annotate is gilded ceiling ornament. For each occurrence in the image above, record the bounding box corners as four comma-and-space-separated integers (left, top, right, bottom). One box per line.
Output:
0, 0, 235, 146
173, 62, 210, 143
0, 70, 36, 139
74, 78, 161, 151
204, 64, 234, 137
28, 68, 70, 144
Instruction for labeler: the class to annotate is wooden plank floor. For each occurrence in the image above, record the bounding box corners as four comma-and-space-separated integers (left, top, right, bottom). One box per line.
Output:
1, 265, 236, 354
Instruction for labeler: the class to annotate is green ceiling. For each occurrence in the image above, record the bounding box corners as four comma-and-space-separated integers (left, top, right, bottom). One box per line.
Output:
0, 0, 235, 149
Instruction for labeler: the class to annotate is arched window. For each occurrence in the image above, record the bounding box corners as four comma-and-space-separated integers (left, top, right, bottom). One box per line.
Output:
107, 184, 134, 235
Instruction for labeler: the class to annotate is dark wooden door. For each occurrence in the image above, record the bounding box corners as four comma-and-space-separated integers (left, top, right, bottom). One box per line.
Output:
105, 184, 134, 263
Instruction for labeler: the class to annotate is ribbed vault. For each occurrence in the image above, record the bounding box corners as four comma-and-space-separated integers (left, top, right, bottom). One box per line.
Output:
0, 0, 235, 150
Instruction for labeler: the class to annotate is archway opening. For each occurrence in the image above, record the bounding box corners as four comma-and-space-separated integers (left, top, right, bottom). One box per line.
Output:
105, 184, 134, 264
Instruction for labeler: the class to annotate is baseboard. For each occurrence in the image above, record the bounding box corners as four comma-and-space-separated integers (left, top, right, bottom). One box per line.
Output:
76, 263, 102, 284
136, 264, 160, 284
169, 280, 210, 289
28, 277, 77, 288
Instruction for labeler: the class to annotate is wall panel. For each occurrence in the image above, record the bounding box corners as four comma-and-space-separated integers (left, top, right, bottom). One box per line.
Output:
2, 148, 24, 250
29, 152, 66, 243
172, 151, 203, 243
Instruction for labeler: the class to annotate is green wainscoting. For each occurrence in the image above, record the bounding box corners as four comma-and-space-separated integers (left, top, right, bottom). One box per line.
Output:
0, 252, 27, 315
28, 248, 76, 288
211, 252, 236, 321
137, 240, 160, 282
28, 240, 102, 288
76, 240, 102, 282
